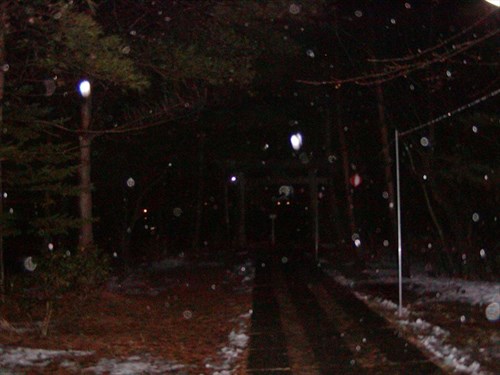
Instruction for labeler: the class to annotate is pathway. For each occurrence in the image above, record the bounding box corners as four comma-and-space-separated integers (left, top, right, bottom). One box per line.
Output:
247, 248, 445, 374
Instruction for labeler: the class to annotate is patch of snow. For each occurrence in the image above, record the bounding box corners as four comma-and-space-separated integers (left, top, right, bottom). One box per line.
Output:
351, 268, 499, 307
327, 269, 355, 287
206, 324, 249, 374
331, 265, 497, 375
408, 274, 500, 306
0, 345, 92, 370
355, 292, 488, 374
420, 336, 482, 375
205, 300, 251, 374
229, 330, 250, 349
83, 354, 187, 374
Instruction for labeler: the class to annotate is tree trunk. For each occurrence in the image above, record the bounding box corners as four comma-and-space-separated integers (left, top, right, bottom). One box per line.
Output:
0, 6, 6, 300
309, 168, 319, 259
78, 96, 94, 250
375, 85, 398, 243
237, 173, 246, 248
223, 177, 231, 247
192, 133, 205, 251
331, 9, 357, 258
405, 144, 450, 274
335, 96, 357, 253
324, 108, 344, 245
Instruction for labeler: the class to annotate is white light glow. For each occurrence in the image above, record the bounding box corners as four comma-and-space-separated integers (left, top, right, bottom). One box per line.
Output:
78, 80, 91, 98
484, 0, 499, 6
290, 132, 303, 151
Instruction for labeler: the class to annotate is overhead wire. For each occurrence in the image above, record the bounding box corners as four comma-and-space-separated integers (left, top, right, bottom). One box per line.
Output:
399, 87, 500, 137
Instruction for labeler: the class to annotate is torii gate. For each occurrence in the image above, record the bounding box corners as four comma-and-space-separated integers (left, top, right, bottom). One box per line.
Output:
223, 160, 333, 259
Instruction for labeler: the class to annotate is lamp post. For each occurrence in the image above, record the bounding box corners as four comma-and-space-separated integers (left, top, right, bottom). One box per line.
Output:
483, 0, 499, 6
290, 132, 303, 151
78, 80, 93, 250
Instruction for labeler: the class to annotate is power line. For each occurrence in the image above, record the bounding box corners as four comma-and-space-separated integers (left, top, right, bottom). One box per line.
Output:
399, 87, 500, 137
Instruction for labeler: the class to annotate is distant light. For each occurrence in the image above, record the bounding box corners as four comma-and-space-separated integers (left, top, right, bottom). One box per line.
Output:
230, 175, 237, 183
484, 0, 499, 7
290, 132, 303, 151
78, 80, 91, 98
143, 208, 148, 214
349, 174, 363, 188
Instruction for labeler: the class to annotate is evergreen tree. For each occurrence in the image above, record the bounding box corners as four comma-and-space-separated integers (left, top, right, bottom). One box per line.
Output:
0, 0, 148, 296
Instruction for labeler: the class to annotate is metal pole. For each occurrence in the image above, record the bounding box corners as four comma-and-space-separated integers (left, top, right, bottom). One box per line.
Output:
395, 130, 403, 317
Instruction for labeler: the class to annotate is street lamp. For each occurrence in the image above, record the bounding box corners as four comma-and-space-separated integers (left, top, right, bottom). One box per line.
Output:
78, 80, 91, 98
290, 132, 303, 151
78, 79, 93, 250
484, 0, 499, 6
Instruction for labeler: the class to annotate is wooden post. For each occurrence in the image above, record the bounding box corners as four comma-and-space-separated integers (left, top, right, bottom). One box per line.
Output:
78, 92, 93, 250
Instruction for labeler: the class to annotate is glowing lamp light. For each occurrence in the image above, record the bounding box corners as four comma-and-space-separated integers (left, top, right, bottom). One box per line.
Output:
78, 80, 91, 98
484, 0, 499, 6
230, 175, 237, 183
290, 132, 303, 151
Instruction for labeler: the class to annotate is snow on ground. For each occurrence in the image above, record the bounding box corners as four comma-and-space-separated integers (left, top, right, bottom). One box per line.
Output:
0, 256, 254, 374
327, 267, 499, 375
356, 292, 486, 375
205, 261, 254, 374
0, 346, 92, 373
83, 355, 188, 375
205, 311, 251, 375
360, 268, 500, 306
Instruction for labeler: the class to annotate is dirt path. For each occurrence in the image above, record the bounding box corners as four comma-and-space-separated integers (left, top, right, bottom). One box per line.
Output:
247, 249, 446, 374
